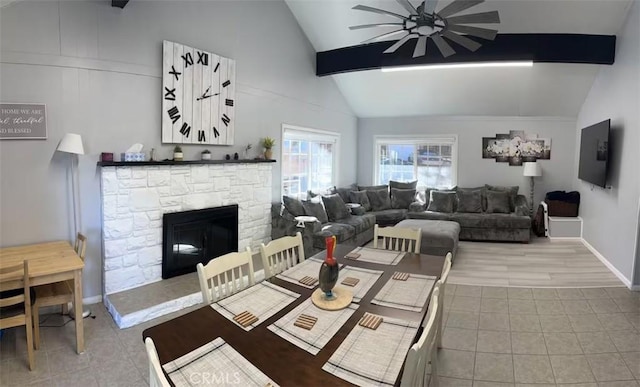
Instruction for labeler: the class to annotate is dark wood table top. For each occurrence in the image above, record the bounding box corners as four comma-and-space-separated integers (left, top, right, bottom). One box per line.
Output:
142, 244, 445, 386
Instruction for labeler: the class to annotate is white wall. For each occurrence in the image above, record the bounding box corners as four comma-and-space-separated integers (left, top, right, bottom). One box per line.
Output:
0, 0, 357, 299
574, 0, 640, 287
357, 116, 577, 206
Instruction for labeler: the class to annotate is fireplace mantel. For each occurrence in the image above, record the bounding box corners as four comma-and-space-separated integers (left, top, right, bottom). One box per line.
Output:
97, 159, 276, 167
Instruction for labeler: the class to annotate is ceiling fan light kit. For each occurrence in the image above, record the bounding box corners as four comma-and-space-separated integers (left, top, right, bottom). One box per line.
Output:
351, 0, 500, 59
381, 61, 533, 72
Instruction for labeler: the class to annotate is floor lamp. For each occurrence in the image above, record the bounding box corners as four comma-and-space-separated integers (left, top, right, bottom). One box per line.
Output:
523, 162, 542, 217
56, 133, 91, 319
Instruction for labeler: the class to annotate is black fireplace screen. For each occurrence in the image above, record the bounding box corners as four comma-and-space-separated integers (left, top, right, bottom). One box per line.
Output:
162, 205, 238, 279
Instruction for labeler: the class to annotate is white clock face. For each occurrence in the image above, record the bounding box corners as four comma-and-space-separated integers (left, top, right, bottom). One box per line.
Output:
162, 40, 235, 145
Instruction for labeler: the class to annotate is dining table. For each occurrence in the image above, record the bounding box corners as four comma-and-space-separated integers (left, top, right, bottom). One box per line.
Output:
0, 240, 85, 354
142, 244, 445, 386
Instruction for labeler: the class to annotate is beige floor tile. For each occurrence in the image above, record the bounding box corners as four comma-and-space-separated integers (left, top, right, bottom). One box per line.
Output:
605, 288, 638, 299
508, 299, 537, 315
624, 313, 640, 330
508, 288, 533, 300
581, 288, 610, 299
474, 353, 514, 383
479, 313, 510, 331
612, 297, 640, 313
586, 353, 634, 382
539, 314, 573, 333
0, 351, 50, 386
563, 300, 594, 314
482, 287, 508, 299
509, 314, 541, 332
569, 314, 604, 332
53, 372, 99, 387
513, 354, 554, 384
620, 351, 640, 379
536, 300, 566, 315
446, 311, 480, 330
588, 299, 622, 314
473, 381, 514, 387
533, 289, 559, 300
597, 313, 634, 331
437, 349, 476, 379
452, 296, 482, 313
438, 376, 473, 387
456, 285, 483, 297
46, 347, 90, 377
545, 332, 583, 355
576, 332, 618, 354
550, 354, 595, 384
477, 331, 511, 354
557, 288, 586, 300
443, 328, 478, 351
596, 381, 640, 387
511, 332, 548, 355
608, 330, 640, 353
481, 298, 509, 314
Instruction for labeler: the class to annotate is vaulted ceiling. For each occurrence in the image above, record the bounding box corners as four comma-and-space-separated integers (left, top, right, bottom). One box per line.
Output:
285, 0, 633, 118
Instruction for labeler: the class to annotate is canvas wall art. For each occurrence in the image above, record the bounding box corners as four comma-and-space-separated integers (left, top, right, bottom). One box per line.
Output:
483, 130, 550, 166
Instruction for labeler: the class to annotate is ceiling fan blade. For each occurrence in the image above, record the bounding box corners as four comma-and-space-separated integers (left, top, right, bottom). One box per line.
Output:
352, 4, 408, 20
431, 33, 456, 57
363, 29, 408, 44
413, 36, 428, 57
349, 23, 405, 30
437, 0, 484, 18
423, 0, 439, 15
384, 34, 417, 53
441, 31, 481, 51
446, 11, 500, 24
447, 24, 497, 40
396, 0, 417, 15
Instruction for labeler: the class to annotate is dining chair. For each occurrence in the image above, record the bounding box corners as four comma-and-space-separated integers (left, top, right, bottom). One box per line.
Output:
436, 253, 452, 348
197, 247, 254, 304
259, 232, 305, 279
145, 337, 171, 387
401, 283, 440, 387
32, 232, 87, 349
0, 261, 35, 370
373, 224, 422, 254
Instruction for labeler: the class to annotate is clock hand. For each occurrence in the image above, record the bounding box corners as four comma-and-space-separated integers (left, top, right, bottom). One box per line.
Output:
196, 92, 220, 101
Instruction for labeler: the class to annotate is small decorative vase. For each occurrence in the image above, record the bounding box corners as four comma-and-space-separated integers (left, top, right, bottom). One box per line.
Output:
173, 152, 183, 161
264, 149, 273, 160
319, 236, 339, 299
201, 153, 211, 160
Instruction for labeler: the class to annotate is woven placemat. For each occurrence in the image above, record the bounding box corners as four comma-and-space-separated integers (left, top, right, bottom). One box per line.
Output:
276, 258, 341, 289
336, 266, 383, 303
371, 273, 436, 312
346, 247, 405, 265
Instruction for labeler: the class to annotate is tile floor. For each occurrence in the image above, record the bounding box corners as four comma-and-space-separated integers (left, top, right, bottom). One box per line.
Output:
0, 285, 638, 386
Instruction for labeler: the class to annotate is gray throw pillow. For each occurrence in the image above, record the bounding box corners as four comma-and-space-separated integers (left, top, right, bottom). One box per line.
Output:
485, 184, 519, 211
335, 184, 357, 203
321, 194, 351, 222
456, 190, 483, 213
282, 195, 305, 217
485, 190, 511, 213
456, 187, 487, 211
391, 188, 416, 209
358, 184, 388, 192
427, 191, 456, 213
390, 180, 418, 190
349, 190, 372, 211
302, 200, 328, 223
366, 188, 392, 211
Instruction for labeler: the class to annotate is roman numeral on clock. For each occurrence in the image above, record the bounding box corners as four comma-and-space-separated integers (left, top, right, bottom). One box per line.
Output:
167, 106, 180, 124
164, 87, 176, 101
197, 51, 209, 66
214, 63, 220, 73
222, 80, 231, 88
225, 99, 234, 107
169, 65, 181, 81
221, 114, 230, 127
198, 130, 206, 142
213, 127, 220, 138
179, 123, 191, 138
181, 52, 193, 68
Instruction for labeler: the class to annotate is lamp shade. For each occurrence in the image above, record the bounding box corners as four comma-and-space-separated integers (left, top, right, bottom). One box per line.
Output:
523, 162, 542, 177
57, 133, 84, 155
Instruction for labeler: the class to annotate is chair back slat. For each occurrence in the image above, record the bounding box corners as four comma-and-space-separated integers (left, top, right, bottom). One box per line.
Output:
374, 225, 422, 254
197, 247, 254, 304
260, 232, 305, 278
145, 337, 171, 387
74, 232, 87, 261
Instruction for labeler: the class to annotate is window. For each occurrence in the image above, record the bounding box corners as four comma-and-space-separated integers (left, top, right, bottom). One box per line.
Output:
281, 125, 339, 199
374, 136, 458, 189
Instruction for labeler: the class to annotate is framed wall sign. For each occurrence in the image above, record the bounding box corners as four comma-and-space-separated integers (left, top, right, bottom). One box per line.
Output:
0, 103, 47, 140
162, 40, 235, 145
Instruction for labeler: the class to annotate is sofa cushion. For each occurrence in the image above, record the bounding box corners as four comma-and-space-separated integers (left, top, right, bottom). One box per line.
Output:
370, 209, 408, 224
427, 191, 456, 213
321, 194, 351, 222
451, 213, 531, 229
456, 187, 487, 211
391, 188, 416, 209
390, 180, 418, 190
349, 190, 372, 211
302, 200, 328, 223
407, 210, 453, 221
312, 223, 356, 249
367, 188, 392, 211
485, 184, 519, 211
282, 195, 305, 217
456, 190, 483, 213
358, 184, 388, 192
486, 190, 511, 214
335, 184, 358, 203
336, 213, 376, 234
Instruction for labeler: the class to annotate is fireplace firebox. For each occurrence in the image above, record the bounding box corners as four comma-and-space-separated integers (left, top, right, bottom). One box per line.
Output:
162, 205, 238, 279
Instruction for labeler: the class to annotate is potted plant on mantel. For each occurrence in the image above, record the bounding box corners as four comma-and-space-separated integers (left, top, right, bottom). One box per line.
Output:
201, 149, 212, 160
173, 145, 183, 161
262, 137, 275, 160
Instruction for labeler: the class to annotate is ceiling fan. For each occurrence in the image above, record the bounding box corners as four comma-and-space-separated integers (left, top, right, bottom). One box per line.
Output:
350, 0, 500, 58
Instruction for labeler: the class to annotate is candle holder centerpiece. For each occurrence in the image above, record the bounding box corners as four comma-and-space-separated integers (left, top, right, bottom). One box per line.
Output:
312, 236, 353, 310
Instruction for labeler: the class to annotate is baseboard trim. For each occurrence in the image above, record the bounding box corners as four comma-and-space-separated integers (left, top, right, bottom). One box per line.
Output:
581, 238, 632, 289
84, 295, 103, 305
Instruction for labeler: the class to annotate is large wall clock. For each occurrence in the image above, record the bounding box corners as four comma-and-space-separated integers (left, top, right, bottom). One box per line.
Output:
162, 40, 235, 145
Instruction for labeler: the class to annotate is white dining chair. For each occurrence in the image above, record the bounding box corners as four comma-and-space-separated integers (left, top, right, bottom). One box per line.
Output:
402, 284, 440, 387
259, 232, 305, 279
145, 337, 171, 387
197, 247, 254, 304
374, 224, 422, 253
437, 253, 452, 348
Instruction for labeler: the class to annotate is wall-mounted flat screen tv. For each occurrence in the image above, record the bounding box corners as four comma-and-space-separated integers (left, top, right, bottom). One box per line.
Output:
578, 119, 610, 188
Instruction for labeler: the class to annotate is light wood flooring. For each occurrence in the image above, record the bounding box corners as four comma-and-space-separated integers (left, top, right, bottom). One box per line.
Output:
449, 237, 625, 288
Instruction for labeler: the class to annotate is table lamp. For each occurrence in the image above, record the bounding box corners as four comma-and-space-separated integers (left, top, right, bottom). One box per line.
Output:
523, 162, 542, 217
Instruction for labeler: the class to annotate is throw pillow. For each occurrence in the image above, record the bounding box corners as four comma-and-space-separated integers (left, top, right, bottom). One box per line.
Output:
456, 187, 487, 211
485, 185, 519, 211
358, 184, 388, 192
456, 190, 483, 213
302, 200, 328, 223
427, 191, 456, 213
389, 180, 418, 190
391, 188, 417, 209
366, 188, 392, 211
349, 190, 372, 211
282, 195, 305, 217
321, 194, 351, 222
485, 190, 511, 213
335, 184, 357, 203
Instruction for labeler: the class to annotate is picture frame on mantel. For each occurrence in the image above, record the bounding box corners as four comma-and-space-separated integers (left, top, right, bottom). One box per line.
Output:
0, 103, 47, 140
